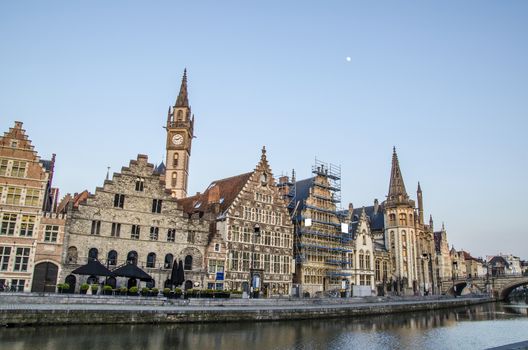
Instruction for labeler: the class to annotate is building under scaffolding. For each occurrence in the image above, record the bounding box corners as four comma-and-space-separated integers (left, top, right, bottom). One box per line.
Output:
278, 159, 352, 296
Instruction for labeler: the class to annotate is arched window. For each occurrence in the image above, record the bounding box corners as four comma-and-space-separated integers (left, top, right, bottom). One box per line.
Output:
164, 254, 174, 269
107, 250, 117, 266
375, 260, 381, 281
67, 246, 78, 264
184, 255, 193, 270
127, 251, 138, 265
147, 253, 156, 268
399, 213, 407, 226
365, 252, 371, 270
171, 173, 177, 187
88, 248, 98, 261
177, 110, 183, 121
173, 153, 179, 167
362, 235, 367, 245
359, 250, 365, 269
389, 213, 396, 224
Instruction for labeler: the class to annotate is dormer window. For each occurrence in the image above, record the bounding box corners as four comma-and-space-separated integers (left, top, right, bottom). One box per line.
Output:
10, 140, 18, 148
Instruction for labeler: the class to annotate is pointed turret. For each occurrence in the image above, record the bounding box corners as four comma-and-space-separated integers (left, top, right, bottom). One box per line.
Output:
174, 69, 189, 107
387, 147, 409, 203
417, 181, 424, 224
429, 214, 434, 230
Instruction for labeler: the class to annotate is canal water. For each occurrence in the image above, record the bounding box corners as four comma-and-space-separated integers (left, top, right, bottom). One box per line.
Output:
0, 302, 527, 350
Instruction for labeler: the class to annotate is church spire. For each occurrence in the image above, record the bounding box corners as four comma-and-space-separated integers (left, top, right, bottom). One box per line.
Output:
417, 181, 424, 224
387, 147, 408, 202
174, 69, 189, 107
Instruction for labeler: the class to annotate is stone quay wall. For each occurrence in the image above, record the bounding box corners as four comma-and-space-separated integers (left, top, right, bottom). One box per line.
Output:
0, 294, 494, 326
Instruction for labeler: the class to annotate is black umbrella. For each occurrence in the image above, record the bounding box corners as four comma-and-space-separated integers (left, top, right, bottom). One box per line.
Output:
72, 259, 114, 277
112, 263, 153, 281
170, 260, 179, 287
176, 260, 185, 287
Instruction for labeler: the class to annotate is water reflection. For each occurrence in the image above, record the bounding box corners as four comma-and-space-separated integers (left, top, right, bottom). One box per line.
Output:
1, 302, 527, 350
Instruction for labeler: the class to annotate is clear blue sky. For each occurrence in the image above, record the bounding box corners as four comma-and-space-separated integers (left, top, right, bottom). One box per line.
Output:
1, 1, 527, 259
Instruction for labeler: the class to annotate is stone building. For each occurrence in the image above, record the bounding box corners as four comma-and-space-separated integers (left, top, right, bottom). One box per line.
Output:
60, 154, 209, 291
434, 223, 453, 289
178, 147, 294, 296
0, 121, 58, 292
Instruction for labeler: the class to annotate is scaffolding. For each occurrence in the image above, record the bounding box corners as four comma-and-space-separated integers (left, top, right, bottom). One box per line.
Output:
293, 159, 354, 291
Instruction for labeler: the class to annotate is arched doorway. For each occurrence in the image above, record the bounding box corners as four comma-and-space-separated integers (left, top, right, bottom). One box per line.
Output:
65, 275, 76, 294
107, 276, 116, 289
31, 262, 59, 293
184, 280, 193, 290
127, 278, 137, 289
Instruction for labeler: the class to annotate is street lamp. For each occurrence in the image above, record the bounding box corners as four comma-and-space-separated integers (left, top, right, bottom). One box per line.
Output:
421, 253, 429, 296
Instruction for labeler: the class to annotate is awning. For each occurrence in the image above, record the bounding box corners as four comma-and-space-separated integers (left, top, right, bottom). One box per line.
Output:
71, 259, 114, 277
112, 263, 153, 281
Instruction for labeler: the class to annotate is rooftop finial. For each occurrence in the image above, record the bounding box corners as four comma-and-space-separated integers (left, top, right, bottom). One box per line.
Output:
261, 146, 267, 161
106, 166, 110, 181
387, 146, 408, 201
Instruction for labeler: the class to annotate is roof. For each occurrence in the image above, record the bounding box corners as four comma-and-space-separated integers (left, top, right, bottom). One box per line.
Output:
40, 159, 53, 172
154, 161, 166, 175
351, 205, 385, 231
112, 263, 153, 281
178, 172, 253, 215
489, 256, 510, 268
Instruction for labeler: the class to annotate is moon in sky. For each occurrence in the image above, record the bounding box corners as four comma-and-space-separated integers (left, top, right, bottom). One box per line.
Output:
346, 57, 351, 62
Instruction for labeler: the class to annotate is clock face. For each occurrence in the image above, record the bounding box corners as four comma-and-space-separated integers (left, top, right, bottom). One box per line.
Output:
172, 134, 184, 145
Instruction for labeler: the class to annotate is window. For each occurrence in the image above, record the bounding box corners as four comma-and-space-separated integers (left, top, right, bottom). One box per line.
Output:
135, 178, 144, 192
389, 213, 396, 224
0, 159, 8, 176
152, 199, 162, 213
231, 226, 239, 242
44, 225, 59, 242
252, 253, 261, 269
164, 254, 173, 269
173, 153, 179, 167
24, 189, 40, 206
167, 228, 176, 242
111, 223, 121, 237
13, 247, 30, 271
0, 247, 11, 271
184, 255, 193, 270
11, 161, 26, 177
131, 225, 140, 239
264, 254, 271, 273
171, 173, 177, 187
383, 261, 388, 281
10, 279, 25, 292
214, 243, 220, 252
19, 215, 35, 237
273, 256, 280, 273
113, 194, 125, 208
6, 187, 22, 205
208, 259, 224, 273
1, 213, 17, 236
67, 246, 78, 264
399, 213, 407, 226
365, 253, 371, 270
187, 230, 195, 243
107, 250, 117, 266
91, 220, 101, 235
375, 260, 381, 281
10, 140, 18, 148
362, 235, 367, 245
88, 248, 98, 261
242, 252, 250, 270
127, 251, 138, 265
359, 251, 365, 269
149, 227, 159, 240
230, 251, 239, 271
146, 253, 156, 268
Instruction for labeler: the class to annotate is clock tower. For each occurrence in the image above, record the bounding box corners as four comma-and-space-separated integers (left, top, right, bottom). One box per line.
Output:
165, 69, 194, 198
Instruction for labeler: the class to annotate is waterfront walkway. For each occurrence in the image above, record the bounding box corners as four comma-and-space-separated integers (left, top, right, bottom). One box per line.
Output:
0, 293, 493, 326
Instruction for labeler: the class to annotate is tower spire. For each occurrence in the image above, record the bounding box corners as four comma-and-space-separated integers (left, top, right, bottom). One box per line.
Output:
417, 181, 424, 224
387, 147, 408, 202
175, 69, 189, 107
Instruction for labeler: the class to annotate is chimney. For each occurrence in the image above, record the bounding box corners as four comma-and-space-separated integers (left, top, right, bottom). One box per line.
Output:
208, 185, 220, 204
348, 202, 354, 221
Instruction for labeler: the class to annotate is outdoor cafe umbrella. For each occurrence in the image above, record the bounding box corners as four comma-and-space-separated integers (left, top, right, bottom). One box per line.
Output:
170, 260, 179, 287
176, 260, 185, 287
71, 258, 114, 277
112, 263, 153, 281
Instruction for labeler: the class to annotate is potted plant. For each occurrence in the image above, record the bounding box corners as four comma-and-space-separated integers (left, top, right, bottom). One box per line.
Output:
80, 283, 90, 294
128, 286, 139, 296
174, 288, 182, 299
229, 290, 243, 298
150, 287, 159, 297
184, 288, 193, 299
163, 288, 171, 298
119, 287, 128, 296
141, 287, 149, 296
91, 284, 99, 294
103, 285, 113, 295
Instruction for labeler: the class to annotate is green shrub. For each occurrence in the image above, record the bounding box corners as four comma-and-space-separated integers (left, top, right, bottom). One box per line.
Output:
91, 284, 99, 291
80, 283, 90, 291
141, 287, 149, 295
163, 288, 171, 295
151, 288, 159, 295
129, 286, 139, 294
174, 288, 182, 294
120, 287, 128, 293
103, 285, 113, 291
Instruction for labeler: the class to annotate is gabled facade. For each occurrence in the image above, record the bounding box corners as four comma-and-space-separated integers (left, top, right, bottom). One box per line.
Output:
0, 121, 58, 292
178, 147, 294, 296
60, 154, 209, 291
